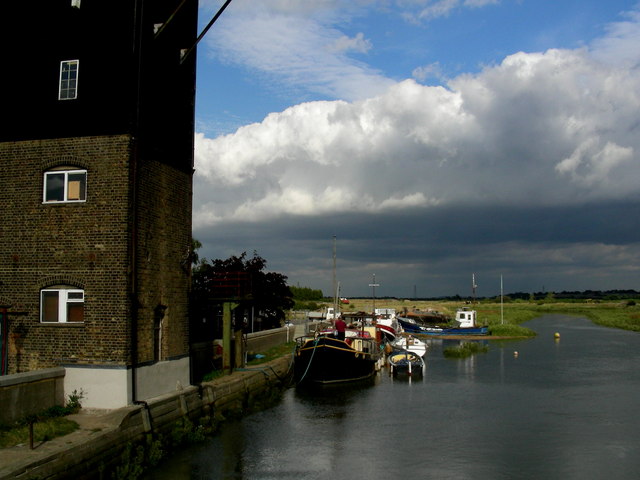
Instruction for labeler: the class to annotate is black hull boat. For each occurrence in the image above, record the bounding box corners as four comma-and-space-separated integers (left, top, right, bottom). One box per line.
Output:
294, 333, 379, 386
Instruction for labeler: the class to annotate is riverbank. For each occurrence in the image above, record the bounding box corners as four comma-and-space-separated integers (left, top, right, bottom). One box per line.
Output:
0, 356, 293, 480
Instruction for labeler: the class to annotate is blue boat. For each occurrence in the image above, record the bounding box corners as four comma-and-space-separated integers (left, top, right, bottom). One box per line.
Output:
397, 308, 489, 336
397, 316, 445, 334
441, 325, 489, 335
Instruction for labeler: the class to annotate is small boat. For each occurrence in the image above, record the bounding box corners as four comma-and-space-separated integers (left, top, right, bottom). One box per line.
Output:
446, 307, 488, 335
392, 335, 428, 356
388, 349, 424, 376
294, 330, 380, 386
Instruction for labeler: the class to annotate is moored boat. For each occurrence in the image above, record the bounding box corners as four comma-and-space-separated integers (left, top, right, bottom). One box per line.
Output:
397, 316, 445, 335
397, 309, 489, 336
447, 307, 488, 334
388, 349, 424, 376
294, 329, 380, 386
392, 335, 428, 356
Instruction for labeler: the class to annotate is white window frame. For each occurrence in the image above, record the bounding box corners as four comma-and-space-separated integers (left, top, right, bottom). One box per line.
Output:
40, 288, 85, 323
43, 169, 87, 203
59, 60, 79, 100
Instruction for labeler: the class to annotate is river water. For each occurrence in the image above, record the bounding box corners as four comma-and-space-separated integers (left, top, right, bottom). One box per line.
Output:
144, 315, 640, 479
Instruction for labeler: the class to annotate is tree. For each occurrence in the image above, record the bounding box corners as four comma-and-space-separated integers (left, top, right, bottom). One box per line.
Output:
290, 285, 324, 311
191, 250, 294, 332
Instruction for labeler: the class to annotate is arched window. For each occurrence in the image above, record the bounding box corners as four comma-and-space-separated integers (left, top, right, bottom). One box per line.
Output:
40, 288, 84, 323
43, 168, 87, 203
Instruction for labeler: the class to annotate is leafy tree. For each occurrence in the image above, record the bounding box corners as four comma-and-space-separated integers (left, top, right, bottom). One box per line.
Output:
290, 285, 323, 301
191, 250, 293, 331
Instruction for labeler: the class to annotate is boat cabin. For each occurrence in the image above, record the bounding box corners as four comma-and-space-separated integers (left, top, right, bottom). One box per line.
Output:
455, 307, 477, 328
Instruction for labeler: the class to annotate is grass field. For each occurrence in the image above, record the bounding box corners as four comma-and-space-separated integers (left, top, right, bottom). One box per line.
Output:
332, 298, 640, 334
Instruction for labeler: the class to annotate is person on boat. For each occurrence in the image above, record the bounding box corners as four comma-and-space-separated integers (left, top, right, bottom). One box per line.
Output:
335, 316, 347, 341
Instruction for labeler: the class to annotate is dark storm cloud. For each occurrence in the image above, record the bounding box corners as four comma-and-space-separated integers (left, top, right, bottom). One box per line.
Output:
195, 199, 640, 297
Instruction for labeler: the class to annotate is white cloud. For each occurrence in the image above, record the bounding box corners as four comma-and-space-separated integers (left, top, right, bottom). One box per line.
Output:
329, 32, 372, 54
591, 8, 640, 67
417, 0, 460, 20
401, 0, 499, 22
412, 62, 444, 82
556, 139, 634, 186
203, 3, 394, 101
195, 36, 640, 227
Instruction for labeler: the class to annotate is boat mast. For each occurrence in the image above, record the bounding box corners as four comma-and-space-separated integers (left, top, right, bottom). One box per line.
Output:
333, 235, 338, 318
472, 273, 477, 304
369, 273, 379, 314
500, 274, 504, 325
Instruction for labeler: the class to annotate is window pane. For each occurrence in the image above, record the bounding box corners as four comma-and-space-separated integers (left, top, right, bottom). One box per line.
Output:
67, 303, 84, 322
42, 291, 59, 322
67, 172, 86, 200
45, 173, 65, 201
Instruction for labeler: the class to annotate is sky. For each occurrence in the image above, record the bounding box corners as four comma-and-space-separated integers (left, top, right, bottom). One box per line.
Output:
191, 0, 640, 299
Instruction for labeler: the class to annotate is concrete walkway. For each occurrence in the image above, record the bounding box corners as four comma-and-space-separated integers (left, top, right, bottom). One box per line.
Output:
0, 407, 134, 479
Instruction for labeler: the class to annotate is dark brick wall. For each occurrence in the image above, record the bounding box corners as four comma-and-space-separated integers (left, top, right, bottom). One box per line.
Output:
0, 136, 134, 373
0, 135, 192, 374
133, 155, 192, 364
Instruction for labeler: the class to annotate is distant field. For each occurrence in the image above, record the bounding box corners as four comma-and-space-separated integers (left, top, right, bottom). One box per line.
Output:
330, 298, 640, 333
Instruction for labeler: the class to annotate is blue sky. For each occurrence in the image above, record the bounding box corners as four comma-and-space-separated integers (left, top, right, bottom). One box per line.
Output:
191, 0, 640, 298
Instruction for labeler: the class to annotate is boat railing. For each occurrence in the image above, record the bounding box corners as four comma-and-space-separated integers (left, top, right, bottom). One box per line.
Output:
295, 332, 379, 356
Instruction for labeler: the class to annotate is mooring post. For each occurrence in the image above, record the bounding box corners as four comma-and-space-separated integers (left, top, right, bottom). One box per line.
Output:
222, 301, 238, 375
234, 328, 244, 368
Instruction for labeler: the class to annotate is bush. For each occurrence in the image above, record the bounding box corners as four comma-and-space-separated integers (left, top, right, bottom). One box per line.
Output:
293, 300, 320, 311
490, 324, 536, 337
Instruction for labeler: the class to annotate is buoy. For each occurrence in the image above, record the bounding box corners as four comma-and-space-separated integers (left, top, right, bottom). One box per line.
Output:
514, 351, 519, 358
554, 332, 560, 339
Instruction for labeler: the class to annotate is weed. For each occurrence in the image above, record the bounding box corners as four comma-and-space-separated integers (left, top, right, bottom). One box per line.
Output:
66, 389, 85, 413
112, 443, 145, 480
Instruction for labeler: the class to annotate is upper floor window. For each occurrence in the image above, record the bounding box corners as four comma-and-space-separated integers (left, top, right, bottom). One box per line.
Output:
59, 60, 79, 100
41, 288, 85, 323
43, 169, 87, 203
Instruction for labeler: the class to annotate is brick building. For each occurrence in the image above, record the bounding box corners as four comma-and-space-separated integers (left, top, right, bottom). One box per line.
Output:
0, 0, 198, 408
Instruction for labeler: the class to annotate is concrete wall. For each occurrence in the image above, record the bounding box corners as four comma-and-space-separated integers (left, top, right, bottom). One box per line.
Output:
64, 365, 131, 410
0, 367, 65, 425
64, 357, 191, 410
135, 356, 191, 402
245, 326, 295, 353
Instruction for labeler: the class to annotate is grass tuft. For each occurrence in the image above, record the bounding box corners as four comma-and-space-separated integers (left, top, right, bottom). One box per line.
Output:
443, 342, 489, 358
0, 417, 79, 448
